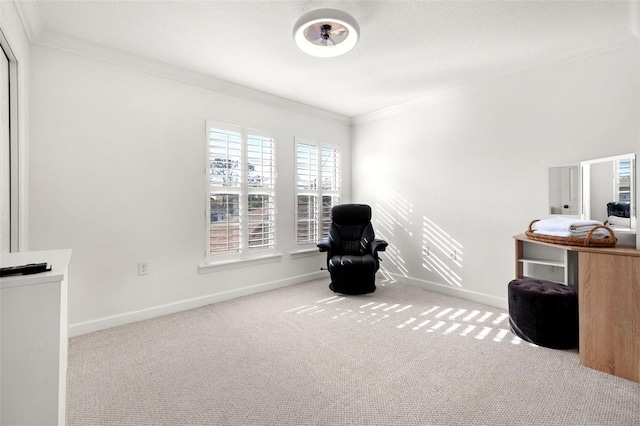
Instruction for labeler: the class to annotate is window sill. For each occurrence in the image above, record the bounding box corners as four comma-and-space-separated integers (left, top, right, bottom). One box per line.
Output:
199, 252, 283, 274
290, 247, 322, 259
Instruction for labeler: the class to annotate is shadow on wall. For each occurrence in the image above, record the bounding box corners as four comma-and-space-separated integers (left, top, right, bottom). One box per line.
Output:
375, 188, 411, 282
374, 186, 465, 288
423, 216, 464, 287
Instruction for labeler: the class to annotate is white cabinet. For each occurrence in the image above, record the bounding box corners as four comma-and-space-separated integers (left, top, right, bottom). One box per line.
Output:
0, 250, 71, 426
514, 236, 578, 288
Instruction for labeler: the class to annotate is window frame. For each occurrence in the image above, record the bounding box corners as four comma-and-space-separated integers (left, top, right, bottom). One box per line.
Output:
205, 121, 277, 263
294, 137, 341, 248
615, 158, 631, 203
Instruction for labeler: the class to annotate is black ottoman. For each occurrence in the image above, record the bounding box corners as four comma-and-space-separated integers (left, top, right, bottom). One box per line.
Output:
508, 278, 578, 349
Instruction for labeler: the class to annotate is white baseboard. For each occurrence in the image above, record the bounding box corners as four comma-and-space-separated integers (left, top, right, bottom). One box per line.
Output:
68, 271, 326, 337
69, 271, 506, 337
387, 273, 508, 310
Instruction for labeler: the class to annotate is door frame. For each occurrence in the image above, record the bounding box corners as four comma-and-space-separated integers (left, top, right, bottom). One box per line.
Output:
0, 28, 21, 252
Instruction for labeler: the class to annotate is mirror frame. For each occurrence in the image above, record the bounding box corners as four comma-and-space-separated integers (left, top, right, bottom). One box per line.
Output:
580, 153, 636, 233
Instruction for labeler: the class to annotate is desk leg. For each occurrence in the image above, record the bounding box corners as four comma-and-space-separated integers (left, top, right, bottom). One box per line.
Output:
515, 239, 524, 279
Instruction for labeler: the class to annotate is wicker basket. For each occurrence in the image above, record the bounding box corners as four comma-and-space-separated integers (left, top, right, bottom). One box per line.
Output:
525, 219, 617, 248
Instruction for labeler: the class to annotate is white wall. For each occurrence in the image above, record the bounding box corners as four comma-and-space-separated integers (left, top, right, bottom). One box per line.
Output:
29, 44, 351, 335
352, 45, 639, 308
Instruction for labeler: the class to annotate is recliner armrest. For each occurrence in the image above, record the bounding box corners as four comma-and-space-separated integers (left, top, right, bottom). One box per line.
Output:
317, 238, 331, 252
371, 239, 388, 255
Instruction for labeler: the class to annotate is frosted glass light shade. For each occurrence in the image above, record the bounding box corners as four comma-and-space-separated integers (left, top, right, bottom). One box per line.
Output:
293, 9, 359, 57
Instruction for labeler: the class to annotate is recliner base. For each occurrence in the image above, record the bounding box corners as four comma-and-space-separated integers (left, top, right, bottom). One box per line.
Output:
329, 276, 376, 295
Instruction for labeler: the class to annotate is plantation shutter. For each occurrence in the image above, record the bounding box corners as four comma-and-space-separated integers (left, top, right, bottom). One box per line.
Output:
208, 123, 243, 255
246, 129, 276, 250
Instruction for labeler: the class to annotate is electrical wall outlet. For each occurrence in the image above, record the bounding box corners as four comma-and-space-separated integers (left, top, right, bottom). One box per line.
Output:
138, 262, 149, 275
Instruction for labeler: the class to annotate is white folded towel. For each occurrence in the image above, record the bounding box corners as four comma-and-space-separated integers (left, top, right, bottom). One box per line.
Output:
533, 217, 603, 233
607, 216, 631, 228
532, 217, 612, 239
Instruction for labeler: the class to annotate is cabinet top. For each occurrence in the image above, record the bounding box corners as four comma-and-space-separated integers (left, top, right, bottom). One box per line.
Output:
0, 249, 72, 288
514, 234, 640, 257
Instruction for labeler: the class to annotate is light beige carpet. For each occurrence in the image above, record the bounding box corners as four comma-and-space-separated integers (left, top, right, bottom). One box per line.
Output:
66, 279, 640, 425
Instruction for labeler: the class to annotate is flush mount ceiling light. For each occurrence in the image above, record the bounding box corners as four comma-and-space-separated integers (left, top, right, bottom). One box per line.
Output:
293, 9, 360, 57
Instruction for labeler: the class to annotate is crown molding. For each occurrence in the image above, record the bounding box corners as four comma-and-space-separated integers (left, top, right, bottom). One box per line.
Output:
354, 31, 640, 125
32, 28, 352, 126
12, 0, 42, 41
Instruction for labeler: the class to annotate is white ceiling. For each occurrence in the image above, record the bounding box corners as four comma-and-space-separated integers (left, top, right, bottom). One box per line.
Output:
24, 0, 636, 118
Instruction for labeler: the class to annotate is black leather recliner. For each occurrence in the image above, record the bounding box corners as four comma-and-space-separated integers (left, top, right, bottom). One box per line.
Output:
317, 204, 388, 295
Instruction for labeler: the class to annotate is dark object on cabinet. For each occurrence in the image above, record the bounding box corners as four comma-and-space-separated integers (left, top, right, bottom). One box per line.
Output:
607, 201, 631, 218
0, 262, 51, 277
317, 204, 388, 295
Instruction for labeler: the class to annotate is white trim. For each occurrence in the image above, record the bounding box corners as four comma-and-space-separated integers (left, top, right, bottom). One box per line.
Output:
198, 252, 283, 273
12, 0, 42, 42
354, 31, 640, 124
290, 247, 323, 258
68, 271, 325, 337
387, 272, 508, 311
7, 45, 19, 252
32, 28, 352, 126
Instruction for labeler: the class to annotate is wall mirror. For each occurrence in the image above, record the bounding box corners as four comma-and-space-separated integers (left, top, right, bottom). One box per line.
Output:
549, 165, 580, 215
581, 153, 636, 233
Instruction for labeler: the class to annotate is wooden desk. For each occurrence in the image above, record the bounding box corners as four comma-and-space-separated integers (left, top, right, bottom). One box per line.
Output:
514, 235, 640, 383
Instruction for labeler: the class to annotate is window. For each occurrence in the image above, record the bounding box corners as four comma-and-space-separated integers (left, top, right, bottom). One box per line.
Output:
295, 138, 341, 246
616, 158, 631, 202
206, 122, 276, 260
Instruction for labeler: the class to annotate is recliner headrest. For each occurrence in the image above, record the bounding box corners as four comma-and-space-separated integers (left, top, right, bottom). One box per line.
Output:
331, 204, 372, 226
